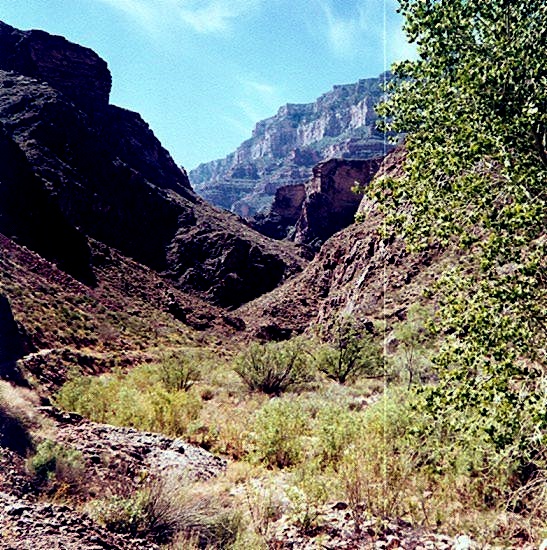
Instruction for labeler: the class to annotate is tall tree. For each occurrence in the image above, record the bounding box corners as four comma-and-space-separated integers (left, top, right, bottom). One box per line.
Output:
373, 0, 546, 462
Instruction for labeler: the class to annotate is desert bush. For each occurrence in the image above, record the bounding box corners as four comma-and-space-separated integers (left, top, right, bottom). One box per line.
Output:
91, 475, 244, 546
89, 482, 184, 543
286, 465, 332, 535
88, 493, 148, 536
196, 394, 267, 460
243, 481, 282, 541
156, 351, 202, 392
175, 494, 244, 549
89, 476, 190, 544
27, 439, 85, 495
55, 365, 202, 437
234, 339, 314, 395
314, 404, 363, 469
314, 317, 383, 384
249, 398, 310, 468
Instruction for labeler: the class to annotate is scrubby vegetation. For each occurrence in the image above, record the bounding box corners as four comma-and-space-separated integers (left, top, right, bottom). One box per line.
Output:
50, 307, 547, 545
27, 439, 85, 497
233, 338, 314, 395
55, 360, 204, 439
313, 317, 384, 384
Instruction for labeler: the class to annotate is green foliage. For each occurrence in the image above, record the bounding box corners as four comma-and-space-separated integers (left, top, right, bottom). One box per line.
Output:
89, 493, 148, 536
250, 399, 309, 468
314, 404, 363, 468
314, 318, 383, 384
55, 363, 202, 438
234, 339, 314, 396
392, 304, 435, 387
373, 0, 547, 472
27, 439, 85, 494
157, 351, 202, 392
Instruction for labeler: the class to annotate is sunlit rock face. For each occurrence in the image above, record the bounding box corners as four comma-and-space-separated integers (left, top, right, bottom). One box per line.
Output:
190, 76, 394, 217
251, 157, 383, 252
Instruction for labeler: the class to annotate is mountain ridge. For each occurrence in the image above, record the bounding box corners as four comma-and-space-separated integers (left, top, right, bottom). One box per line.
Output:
0, 20, 305, 311
190, 75, 393, 217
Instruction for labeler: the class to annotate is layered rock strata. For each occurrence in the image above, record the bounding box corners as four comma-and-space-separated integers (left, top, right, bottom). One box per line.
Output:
252, 157, 383, 252
238, 148, 442, 340
190, 76, 394, 216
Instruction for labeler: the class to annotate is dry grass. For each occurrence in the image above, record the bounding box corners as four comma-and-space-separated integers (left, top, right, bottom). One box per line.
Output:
0, 381, 46, 455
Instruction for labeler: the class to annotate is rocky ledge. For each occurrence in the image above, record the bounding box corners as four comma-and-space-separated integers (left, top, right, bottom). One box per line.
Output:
252, 157, 384, 251
0, 403, 227, 549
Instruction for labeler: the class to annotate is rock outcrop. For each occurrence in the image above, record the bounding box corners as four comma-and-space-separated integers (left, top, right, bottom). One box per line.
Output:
0, 21, 305, 309
190, 77, 394, 216
0, 295, 27, 382
251, 184, 306, 240
238, 148, 443, 339
292, 158, 382, 249
0, 20, 111, 110
252, 157, 384, 249
0, 402, 226, 550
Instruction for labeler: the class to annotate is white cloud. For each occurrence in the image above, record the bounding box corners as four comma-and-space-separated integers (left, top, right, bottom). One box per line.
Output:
320, 2, 363, 57
96, 0, 262, 34
245, 79, 277, 97
236, 77, 281, 123
316, 0, 415, 61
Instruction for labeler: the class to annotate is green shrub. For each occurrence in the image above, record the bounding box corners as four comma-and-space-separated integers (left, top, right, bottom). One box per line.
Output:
156, 351, 202, 392
88, 493, 148, 536
55, 365, 202, 437
250, 399, 310, 468
234, 339, 314, 396
314, 318, 383, 384
27, 439, 85, 494
314, 404, 363, 469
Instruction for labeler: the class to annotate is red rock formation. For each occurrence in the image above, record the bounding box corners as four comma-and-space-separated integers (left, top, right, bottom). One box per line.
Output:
293, 157, 383, 249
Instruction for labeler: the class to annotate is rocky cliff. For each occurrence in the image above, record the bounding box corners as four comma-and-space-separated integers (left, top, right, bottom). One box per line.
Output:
252, 157, 383, 250
0, 21, 305, 310
0, 20, 111, 110
190, 77, 393, 216
238, 148, 443, 339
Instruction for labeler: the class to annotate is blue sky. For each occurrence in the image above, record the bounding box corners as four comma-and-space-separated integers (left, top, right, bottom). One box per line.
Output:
0, 1, 414, 170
